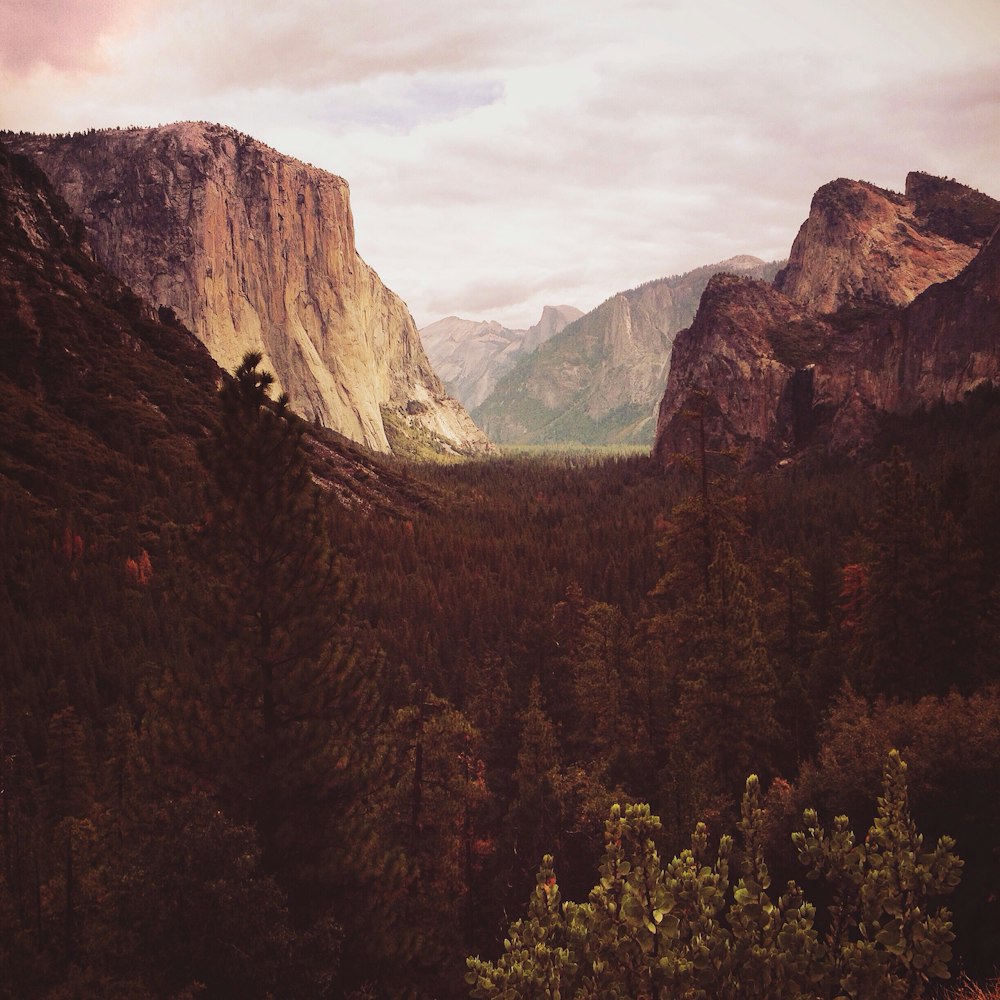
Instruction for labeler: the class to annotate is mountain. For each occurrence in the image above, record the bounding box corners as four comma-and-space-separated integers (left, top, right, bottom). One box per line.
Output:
472, 256, 782, 446
654, 173, 1000, 468
774, 173, 996, 311
7, 123, 488, 457
0, 139, 436, 525
0, 140, 219, 526
420, 304, 582, 410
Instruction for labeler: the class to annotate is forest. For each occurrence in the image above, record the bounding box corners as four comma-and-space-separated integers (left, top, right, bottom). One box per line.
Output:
2, 325, 1000, 997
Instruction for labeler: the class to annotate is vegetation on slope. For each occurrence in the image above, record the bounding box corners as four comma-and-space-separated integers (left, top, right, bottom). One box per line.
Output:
3, 138, 1000, 998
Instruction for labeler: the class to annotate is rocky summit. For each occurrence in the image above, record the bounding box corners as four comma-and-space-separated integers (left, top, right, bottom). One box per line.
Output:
654, 172, 1000, 468
774, 173, 996, 313
9, 123, 488, 456
420, 304, 582, 411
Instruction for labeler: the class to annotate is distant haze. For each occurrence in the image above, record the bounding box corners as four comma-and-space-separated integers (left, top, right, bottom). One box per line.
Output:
3, 0, 998, 328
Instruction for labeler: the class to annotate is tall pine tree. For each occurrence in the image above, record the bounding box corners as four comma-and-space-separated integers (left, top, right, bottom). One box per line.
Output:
155, 353, 395, 980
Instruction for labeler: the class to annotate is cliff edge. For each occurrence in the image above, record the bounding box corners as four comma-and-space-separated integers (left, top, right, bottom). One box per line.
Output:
10, 123, 488, 456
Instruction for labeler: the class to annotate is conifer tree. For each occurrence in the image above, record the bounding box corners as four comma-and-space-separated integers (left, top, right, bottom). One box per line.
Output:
43, 703, 93, 825
762, 555, 826, 762
378, 688, 493, 977
566, 600, 630, 768
469, 753, 962, 1000
156, 352, 394, 965
670, 536, 779, 825
508, 678, 564, 884
848, 455, 982, 697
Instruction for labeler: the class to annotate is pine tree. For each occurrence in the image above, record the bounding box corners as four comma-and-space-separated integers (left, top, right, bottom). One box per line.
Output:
761, 555, 827, 763
848, 454, 982, 697
377, 688, 493, 980
508, 678, 564, 885
670, 537, 779, 826
156, 353, 394, 968
470, 753, 962, 1000
566, 599, 631, 769
43, 703, 93, 825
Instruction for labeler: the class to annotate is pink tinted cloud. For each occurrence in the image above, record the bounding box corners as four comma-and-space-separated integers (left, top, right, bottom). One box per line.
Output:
1, 0, 139, 72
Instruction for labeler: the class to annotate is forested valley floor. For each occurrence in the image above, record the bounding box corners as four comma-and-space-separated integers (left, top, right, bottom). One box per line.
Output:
3, 368, 1000, 998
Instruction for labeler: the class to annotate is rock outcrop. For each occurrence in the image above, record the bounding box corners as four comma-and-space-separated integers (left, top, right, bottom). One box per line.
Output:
522, 304, 582, 354
420, 304, 582, 411
811, 222, 1000, 441
773, 176, 986, 313
652, 274, 820, 464
654, 173, 1000, 468
474, 256, 781, 446
9, 123, 488, 456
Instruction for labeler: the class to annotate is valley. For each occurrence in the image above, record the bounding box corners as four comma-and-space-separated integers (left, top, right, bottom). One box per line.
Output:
1, 126, 1000, 999
460, 257, 782, 447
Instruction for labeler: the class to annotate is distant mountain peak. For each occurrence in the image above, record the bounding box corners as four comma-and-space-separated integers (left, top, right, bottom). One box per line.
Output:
472, 257, 783, 447
711, 254, 765, 271
420, 304, 581, 411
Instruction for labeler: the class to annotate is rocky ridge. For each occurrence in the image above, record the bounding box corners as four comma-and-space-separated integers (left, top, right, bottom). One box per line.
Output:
774, 174, 991, 313
473, 256, 781, 446
420, 304, 582, 410
654, 172, 1000, 467
8, 123, 488, 456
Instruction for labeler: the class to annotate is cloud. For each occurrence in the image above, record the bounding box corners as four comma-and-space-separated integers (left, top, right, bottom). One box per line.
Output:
0, 0, 143, 72
319, 75, 505, 132
104, 0, 562, 93
1, 0, 998, 330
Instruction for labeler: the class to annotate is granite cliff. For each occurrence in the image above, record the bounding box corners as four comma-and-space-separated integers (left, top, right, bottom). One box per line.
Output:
420, 304, 582, 411
774, 173, 995, 312
9, 123, 488, 456
654, 172, 1000, 468
473, 256, 781, 446
0, 140, 450, 515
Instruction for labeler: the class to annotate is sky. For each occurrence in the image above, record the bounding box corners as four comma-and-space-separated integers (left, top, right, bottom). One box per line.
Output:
2, 0, 999, 330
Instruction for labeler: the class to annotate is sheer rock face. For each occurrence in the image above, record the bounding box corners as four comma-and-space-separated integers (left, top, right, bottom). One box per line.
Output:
652, 274, 814, 466
890, 222, 1000, 407
774, 174, 992, 314
10, 123, 488, 455
655, 173, 1000, 469
420, 304, 582, 411
803, 226, 1000, 453
522, 305, 585, 354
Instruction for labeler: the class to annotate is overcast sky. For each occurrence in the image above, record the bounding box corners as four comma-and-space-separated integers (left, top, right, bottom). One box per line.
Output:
3, 0, 999, 329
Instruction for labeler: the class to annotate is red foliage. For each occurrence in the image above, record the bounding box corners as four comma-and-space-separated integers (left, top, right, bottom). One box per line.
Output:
124, 549, 153, 586
472, 837, 495, 859
52, 523, 86, 579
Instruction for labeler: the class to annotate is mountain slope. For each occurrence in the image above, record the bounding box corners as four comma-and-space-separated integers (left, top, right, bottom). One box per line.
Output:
0, 141, 220, 525
420, 304, 582, 410
0, 140, 436, 527
473, 256, 781, 446
7, 123, 488, 457
654, 172, 1000, 468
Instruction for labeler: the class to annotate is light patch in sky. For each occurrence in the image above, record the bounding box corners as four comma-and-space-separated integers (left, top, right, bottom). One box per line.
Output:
1, 0, 998, 329
321, 76, 505, 132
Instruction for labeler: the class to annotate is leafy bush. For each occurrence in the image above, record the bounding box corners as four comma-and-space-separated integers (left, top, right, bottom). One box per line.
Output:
468, 752, 961, 999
